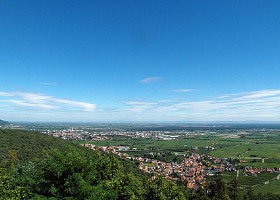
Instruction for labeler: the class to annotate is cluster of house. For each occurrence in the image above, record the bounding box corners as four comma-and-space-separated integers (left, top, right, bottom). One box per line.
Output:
82, 144, 130, 158
139, 154, 207, 189
82, 144, 280, 189
44, 129, 91, 140
136, 153, 239, 189
82, 144, 232, 189
243, 166, 280, 176
43, 128, 187, 141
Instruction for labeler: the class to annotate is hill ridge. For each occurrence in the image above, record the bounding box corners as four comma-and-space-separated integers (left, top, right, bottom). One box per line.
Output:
0, 119, 10, 126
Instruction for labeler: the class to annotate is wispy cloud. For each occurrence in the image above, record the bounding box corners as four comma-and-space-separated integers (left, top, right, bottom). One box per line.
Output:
158, 99, 177, 103
122, 101, 158, 112
173, 89, 193, 93
121, 89, 280, 121
2, 89, 280, 122
0, 91, 96, 112
139, 77, 161, 83
38, 82, 57, 86
0, 92, 14, 97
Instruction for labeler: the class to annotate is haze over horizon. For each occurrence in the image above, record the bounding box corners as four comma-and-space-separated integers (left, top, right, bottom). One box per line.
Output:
1, 0, 280, 122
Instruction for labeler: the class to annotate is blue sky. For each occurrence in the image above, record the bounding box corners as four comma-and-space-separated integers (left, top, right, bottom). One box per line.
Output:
1, 0, 280, 122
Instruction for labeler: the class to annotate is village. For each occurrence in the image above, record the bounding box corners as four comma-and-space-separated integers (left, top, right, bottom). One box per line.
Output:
82, 144, 280, 189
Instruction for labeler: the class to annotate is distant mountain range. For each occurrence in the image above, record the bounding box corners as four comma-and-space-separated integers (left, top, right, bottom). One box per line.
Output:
0, 120, 10, 126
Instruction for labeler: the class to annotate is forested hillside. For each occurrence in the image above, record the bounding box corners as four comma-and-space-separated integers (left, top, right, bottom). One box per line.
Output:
0, 129, 75, 162
0, 129, 189, 199
0, 129, 279, 199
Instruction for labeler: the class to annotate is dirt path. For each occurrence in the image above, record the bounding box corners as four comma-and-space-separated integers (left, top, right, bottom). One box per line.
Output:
252, 174, 280, 187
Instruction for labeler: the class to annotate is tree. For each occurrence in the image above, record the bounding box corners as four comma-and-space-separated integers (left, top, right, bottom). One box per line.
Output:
0, 150, 31, 199
145, 176, 188, 200
228, 177, 242, 200
243, 187, 255, 200
207, 175, 230, 200
4, 150, 18, 169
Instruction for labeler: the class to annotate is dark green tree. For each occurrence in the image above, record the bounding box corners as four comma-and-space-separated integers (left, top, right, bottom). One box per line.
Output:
228, 177, 242, 200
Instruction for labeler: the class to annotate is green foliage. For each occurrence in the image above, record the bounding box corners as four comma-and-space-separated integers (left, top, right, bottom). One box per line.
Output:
145, 176, 189, 200
207, 175, 230, 200
101, 173, 145, 200
242, 187, 256, 200
2, 150, 19, 169
0, 168, 31, 200
0, 129, 75, 163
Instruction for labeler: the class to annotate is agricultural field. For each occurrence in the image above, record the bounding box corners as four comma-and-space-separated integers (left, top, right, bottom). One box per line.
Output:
209, 132, 280, 168
79, 131, 280, 168
221, 171, 280, 194
253, 178, 280, 194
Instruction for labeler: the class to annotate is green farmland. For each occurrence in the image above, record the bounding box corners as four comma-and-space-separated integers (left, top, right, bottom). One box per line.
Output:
221, 171, 280, 194
79, 131, 280, 168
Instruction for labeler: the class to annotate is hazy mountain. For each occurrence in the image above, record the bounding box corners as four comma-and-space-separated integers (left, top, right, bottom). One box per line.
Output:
0, 119, 10, 126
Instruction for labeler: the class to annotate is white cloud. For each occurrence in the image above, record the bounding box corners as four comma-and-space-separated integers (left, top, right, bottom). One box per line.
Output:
122, 101, 158, 112
54, 99, 96, 112
0, 92, 14, 96
158, 99, 177, 103
139, 77, 161, 83
2, 89, 280, 122
0, 91, 96, 112
1, 100, 58, 109
38, 82, 57, 86
173, 89, 193, 93
121, 89, 280, 121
